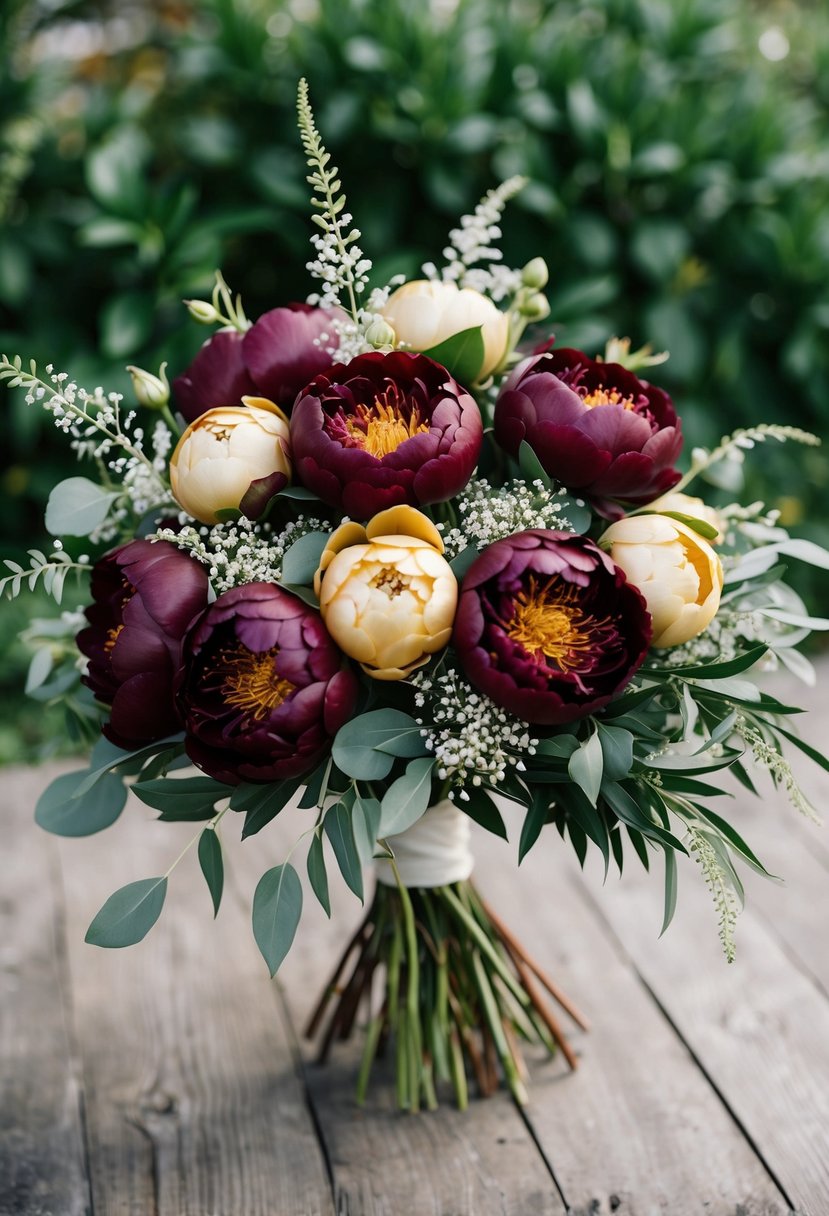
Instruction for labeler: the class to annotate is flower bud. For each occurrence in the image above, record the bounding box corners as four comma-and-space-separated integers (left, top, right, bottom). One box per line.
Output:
126, 362, 170, 410
315, 506, 458, 680
170, 397, 291, 525
518, 292, 551, 321
185, 299, 222, 325
521, 257, 549, 290
364, 317, 397, 349
382, 279, 509, 380
600, 514, 724, 648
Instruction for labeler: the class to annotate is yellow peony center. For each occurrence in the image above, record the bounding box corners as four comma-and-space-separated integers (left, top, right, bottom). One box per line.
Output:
581, 386, 636, 410
370, 566, 410, 597
506, 578, 604, 671
220, 645, 295, 720
345, 388, 429, 459
104, 624, 124, 655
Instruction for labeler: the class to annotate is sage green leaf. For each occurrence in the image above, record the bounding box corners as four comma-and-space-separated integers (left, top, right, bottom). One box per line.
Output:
379, 757, 436, 838
660, 848, 678, 937
198, 829, 224, 917
534, 733, 579, 760
518, 440, 550, 487
422, 324, 485, 384
656, 510, 719, 541
460, 786, 508, 840
281, 531, 329, 585
518, 792, 549, 863
333, 709, 422, 779
236, 776, 304, 838
324, 800, 364, 901
85, 877, 167, 948
353, 795, 382, 866
132, 776, 233, 819
306, 832, 331, 917
568, 730, 603, 807
597, 723, 634, 780
252, 864, 303, 976
45, 477, 120, 538
449, 546, 480, 581
36, 769, 127, 837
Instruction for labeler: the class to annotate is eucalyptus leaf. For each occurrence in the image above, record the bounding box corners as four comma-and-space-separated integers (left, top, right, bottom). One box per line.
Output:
333, 709, 422, 779
252, 864, 303, 976
36, 769, 127, 837
596, 723, 634, 780
568, 730, 603, 807
518, 440, 550, 487
45, 477, 120, 538
281, 531, 330, 585
449, 546, 481, 581
132, 776, 233, 817
353, 795, 382, 866
660, 849, 678, 937
518, 792, 549, 863
307, 832, 331, 917
198, 828, 224, 917
324, 799, 364, 900
85, 877, 167, 948
379, 757, 436, 837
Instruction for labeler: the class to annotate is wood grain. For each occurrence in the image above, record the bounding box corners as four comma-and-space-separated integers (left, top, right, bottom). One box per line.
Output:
55, 772, 335, 1216
0, 767, 90, 1216
474, 817, 790, 1216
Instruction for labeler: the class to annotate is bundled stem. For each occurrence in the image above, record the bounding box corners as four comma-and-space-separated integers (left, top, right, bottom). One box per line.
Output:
305, 879, 586, 1109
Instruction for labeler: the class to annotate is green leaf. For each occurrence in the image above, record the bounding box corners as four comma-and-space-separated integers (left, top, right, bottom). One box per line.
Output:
449, 546, 481, 581
601, 684, 661, 717
298, 760, 330, 809
280, 583, 319, 609
422, 324, 485, 385
460, 786, 508, 840
252, 864, 303, 976
602, 781, 688, 854
85, 877, 167, 948
306, 832, 331, 917
660, 849, 678, 937
640, 748, 742, 775
198, 829, 224, 917
324, 799, 364, 901
379, 757, 436, 837
642, 644, 767, 680
690, 805, 777, 879
654, 510, 719, 541
533, 733, 579, 760
568, 729, 603, 807
45, 477, 120, 538
518, 792, 549, 862
353, 794, 382, 866
36, 769, 127, 837
596, 723, 634, 780
281, 531, 329, 585
763, 721, 829, 775
554, 493, 592, 535
235, 776, 304, 838
100, 291, 155, 359
518, 440, 550, 487
132, 776, 233, 819
333, 709, 423, 779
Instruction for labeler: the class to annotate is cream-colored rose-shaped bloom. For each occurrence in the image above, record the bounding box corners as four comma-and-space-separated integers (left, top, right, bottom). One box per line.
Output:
647, 491, 724, 544
382, 280, 509, 380
170, 397, 291, 525
315, 506, 458, 680
600, 514, 724, 648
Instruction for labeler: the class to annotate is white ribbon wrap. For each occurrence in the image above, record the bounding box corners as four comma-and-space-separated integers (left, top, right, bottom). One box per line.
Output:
375, 799, 474, 888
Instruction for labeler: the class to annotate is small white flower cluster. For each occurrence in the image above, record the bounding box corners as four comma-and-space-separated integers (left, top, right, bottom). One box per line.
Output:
423, 176, 526, 302
440, 477, 575, 559
686, 824, 740, 963
306, 208, 372, 312
317, 280, 407, 363
412, 666, 537, 793
154, 515, 331, 595
734, 715, 819, 822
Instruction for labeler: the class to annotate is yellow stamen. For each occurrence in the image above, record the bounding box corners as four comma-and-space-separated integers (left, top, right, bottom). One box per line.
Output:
370, 566, 409, 598
220, 645, 295, 719
104, 624, 124, 655
506, 578, 605, 671
581, 386, 636, 410
345, 388, 429, 458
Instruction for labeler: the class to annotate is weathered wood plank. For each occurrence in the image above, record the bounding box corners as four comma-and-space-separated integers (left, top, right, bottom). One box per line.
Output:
231, 798, 567, 1216
0, 767, 90, 1216
584, 825, 829, 1214
54, 771, 335, 1216
473, 818, 790, 1216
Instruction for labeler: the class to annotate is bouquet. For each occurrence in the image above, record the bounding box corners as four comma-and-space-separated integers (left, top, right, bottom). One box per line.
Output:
3, 81, 828, 1111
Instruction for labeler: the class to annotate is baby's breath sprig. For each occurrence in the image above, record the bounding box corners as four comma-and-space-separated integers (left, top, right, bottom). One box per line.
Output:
425, 176, 528, 301
297, 78, 370, 323
673, 424, 820, 496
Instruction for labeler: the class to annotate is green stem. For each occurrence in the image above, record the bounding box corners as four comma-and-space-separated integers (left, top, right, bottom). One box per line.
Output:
164, 803, 228, 878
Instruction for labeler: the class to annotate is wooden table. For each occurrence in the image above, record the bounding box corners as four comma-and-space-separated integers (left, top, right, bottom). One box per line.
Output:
3, 672, 829, 1215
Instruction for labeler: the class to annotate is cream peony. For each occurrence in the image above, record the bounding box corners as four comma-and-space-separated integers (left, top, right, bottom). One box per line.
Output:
600, 514, 724, 648
382, 280, 509, 380
169, 397, 291, 525
314, 506, 458, 680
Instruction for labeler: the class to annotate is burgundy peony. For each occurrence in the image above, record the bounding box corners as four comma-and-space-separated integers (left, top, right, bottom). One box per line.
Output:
289, 351, 483, 519
178, 582, 358, 784
493, 348, 683, 508
172, 304, 335, 424
242, 304, 336, 407
173, 330, 258, 425
453, 530, 652, 726
77, 540, 210, 749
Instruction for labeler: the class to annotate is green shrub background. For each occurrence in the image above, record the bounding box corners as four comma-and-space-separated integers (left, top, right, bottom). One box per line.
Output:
1, 0, 828, 760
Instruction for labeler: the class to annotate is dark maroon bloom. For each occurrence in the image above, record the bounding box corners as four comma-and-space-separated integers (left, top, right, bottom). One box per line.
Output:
493, 348, 683, 509
453, 530, 651, 726
178, 583, 358, 784
173, 330, 258, 425
290, 351, 483, 519
242, 304, 336, 407
77, 540, 210, 749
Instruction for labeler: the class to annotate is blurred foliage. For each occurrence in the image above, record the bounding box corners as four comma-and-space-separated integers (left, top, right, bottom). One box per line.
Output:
1, 0, 828, 757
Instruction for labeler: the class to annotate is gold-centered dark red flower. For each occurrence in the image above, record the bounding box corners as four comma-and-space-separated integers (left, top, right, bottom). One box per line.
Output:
453, 530, 652, 725
493, 347, 682, 509
178, 582, 358, 783
289, 351, 483, 519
